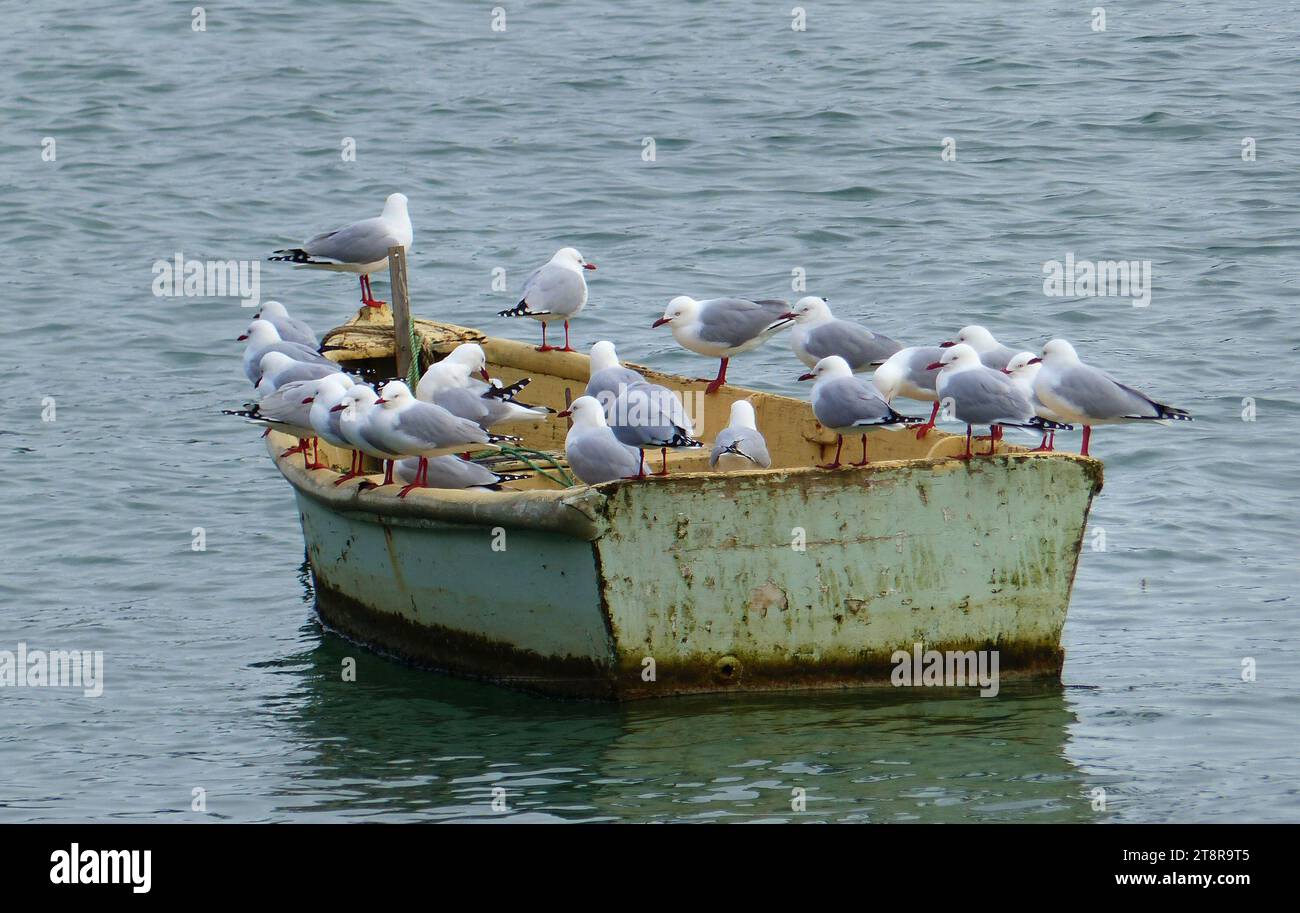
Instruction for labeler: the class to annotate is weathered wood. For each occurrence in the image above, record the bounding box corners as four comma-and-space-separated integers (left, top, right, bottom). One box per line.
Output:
387, 245, 413, 381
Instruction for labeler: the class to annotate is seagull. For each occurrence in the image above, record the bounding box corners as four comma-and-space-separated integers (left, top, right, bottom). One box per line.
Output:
256, 350, 344, 394
1004, 351, 1069, 451
497, 247, 596, 352
1030, 338, 1191, 456
939, 325, 1020, 371
225, 374, 352, 469
417, 359, 553, 430
559, 396, 645, 485
394, 455, 527, 491
415, 343, 495, 400
252, 300, 317, 348
652, 295, 790, 394
777, 296, 903, 372
930, 343, 1071, 459
585, 340, 647, 402
308, 375, 363, 480
239, 319, 337, 386
335, 385, 407, 487
799, 356, 924, 468
366, 381, 499, 498
269, 193, 412, 308
710, 400, 772, 471
606, 379, 702, 476
872, 345, 945, 439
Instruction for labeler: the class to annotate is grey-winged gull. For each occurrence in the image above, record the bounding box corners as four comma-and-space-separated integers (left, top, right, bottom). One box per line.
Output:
560, 396, 645, 484
710, 400, 772, 471
779, 296, 902, 372
799, 355, 924, 467
497, 247, 596, 352
653, 295, 790, 394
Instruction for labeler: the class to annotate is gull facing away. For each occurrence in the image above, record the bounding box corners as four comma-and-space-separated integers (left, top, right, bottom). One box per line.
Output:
940, 325, 1021, 371
585, 340, 647, 401
366, 381, 499, 498
653, 295, 790, 394
394, 455, 526, 491
872, 345, 945, 439
1031, 338, 1191, 456
269, 193, 412, 308
605, 380, 702, 476
497, 247, 596, 352
799, 356, 925, 468
1004, 351, 1069, 451
239, 319, 337, 386
931, 344, 1071, 459
779, 297, 903, 372
559, 396, 644, 485
253, 301, 317, 348
710, 400, 772, 471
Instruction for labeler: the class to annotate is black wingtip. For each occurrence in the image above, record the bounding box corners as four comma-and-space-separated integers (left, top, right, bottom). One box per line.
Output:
497, 301, 533, 318
1028, 417, 1074, 431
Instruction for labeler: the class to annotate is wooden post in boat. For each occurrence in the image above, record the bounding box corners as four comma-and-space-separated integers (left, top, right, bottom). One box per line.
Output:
388, 244, 415, 384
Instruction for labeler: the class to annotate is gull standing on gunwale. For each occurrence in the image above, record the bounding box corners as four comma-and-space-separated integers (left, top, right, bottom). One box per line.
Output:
872, 345, 945, 438
939, 325, 1020, 371
560, 396, 645, 485
653, 295, 791, 394
931, 344, 1071, 459
269, 193, 412, 308
1004, 351, 1068, 452
800, 356, 924, 468
1030, 338, 1191, 456
226, 374, 354, 469
779, 296, 903, 372
606, 380, 702, 476
366, 381, 500, 498
239, 319, 337, 386
710, 400, 772, 471
497, 247, 596, 352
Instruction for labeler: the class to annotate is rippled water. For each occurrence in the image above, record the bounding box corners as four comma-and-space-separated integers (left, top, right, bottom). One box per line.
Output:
3, 1, 1298, 822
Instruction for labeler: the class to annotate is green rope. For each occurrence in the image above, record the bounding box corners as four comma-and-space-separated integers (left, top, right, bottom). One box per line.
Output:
470, 445, 577, 488
405, 319, 421, 389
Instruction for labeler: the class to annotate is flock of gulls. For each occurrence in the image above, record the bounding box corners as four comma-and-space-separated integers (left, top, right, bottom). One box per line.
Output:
228, 194, 1193, 496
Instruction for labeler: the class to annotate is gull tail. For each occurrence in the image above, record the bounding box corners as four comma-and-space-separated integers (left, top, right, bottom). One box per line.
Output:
487, 433, 522, 445
888, 410, 927, 426
720, 441, 759, 464
1025, 417, 1073, 431
483, 378, 533, 401
666, 431, 704, 448
1131, 403, 1192, 423
269, 248, 330, 265
497, 300, 547, 318
486, 472, 530, 489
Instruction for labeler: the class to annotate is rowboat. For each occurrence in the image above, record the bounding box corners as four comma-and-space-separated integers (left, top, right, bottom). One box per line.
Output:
266, 306, 1103, 700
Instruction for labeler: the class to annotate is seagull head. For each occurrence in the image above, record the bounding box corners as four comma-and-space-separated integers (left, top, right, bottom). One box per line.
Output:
254, 300, 289, 322
333, 384, 378, 413
445, 342, 490, 381
729, 399, 759, 430
589, 340, 621, 373
943, 324, 998, 352
239, 318, 280, 345
1004, 351, 1039, 376
375, 380, 414, 408
1037, 338, 1079, 366
931, 343, 981, 372
383, 193, 408, 218
653, 296, 697, 329
555, 247, 596, 271
799, 355, 852, 382
780, 296, 832, 324
558, 395, 607, 427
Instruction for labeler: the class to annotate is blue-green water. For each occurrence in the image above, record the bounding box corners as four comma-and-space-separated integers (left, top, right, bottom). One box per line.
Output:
2, 0, 1298, 822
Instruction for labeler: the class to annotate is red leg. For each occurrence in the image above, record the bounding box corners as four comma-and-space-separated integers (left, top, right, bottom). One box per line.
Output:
334, 450, 363, 485
1033, 433, 1051, 452
1048, 430, 1055, 451
651, 447, 670, 477
850, 433, 870, 466
536, 322, 554, 353
380, 460, 395, 486
818, 435, 844, 469
704, 357, 729, 395
398, 456, 427, 498
959, 425, 973, 460
559, 320, 576, 353
984, 428, 998, 456
915, 401, 940, 439
305, 437, 329, 470
1081, 426, 1091, 456
281, 438, 309, 458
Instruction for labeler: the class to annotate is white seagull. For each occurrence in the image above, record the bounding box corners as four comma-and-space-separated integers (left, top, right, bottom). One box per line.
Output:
252, 301, 317, 348
270, 193, 412, 308
778, 296, 903, 372
653, 295, 790, 394
710, 400, 772, 471
871, 345, 945, 438
1003, 351, 1069, 452
497, 247, 596, 352
799, 356, 924, 468
939, 325, 1020, 371
559, 396, 644, 485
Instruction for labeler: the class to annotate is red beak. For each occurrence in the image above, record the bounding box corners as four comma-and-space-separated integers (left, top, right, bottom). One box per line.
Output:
583, 262, 597, 271
1001, 368, 1012, 375
939, 340, 955, 348
237, 334, 248, 341
557, 408, 572, 418
374, 398, 387, 404
777, 312, 797, 321
925, 361, 943, 370
651, 317, 671, 328
302, 396, 315, 404
1028, 357, 1042, 365
797, 372, 815, 381
330, 403, 347, 412
480, 369, 492, 382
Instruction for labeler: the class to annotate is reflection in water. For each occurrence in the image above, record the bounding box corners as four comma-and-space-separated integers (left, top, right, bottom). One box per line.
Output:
266, 614, 1111, 823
